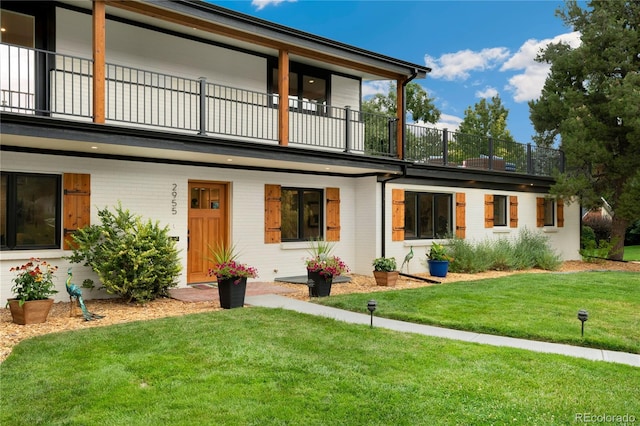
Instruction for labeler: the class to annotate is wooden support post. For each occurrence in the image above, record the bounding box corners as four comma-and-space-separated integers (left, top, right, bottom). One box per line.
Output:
278, 50, 289, 146
396, 79, 404, 159
93, 0, 106, 124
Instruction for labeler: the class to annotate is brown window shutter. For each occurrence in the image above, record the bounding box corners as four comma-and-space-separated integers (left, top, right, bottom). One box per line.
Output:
557, 198, 564, 227
484, 194, 494, 228
325, 187, 340, 242
509, 196, 519, 228
455, 192, 466, 239
536, 197, 545, 227
63, 173, 91, 250
264, 184, 281, 243
391, 189, 405, 241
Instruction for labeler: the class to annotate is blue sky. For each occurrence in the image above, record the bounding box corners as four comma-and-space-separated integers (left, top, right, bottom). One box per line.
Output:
214, 0, 581, 144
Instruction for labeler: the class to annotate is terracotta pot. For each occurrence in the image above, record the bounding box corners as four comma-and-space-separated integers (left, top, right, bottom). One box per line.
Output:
373, 270, 399, 286
7, 298, 54, 325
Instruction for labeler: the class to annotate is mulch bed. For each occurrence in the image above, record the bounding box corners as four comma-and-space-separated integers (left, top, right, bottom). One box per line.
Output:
2, 260, 638, 363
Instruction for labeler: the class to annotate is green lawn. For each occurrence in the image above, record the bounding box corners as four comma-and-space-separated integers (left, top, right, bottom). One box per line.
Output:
1, 308, 638, 425
625, 245, 640, 261
318, 272, 640, 354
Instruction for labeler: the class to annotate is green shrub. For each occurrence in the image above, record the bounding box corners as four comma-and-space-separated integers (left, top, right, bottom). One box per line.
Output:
625, 220, 640, 245
581, 225, 597, 249
372, 257, 397, 272
516, 228, 561, 270
447, 238, 492, 273
583, 214, 612, 244
67, 204, 182, 303
488, 238, 517, 271
446, 229, 561, 273
579, 238, 613, 263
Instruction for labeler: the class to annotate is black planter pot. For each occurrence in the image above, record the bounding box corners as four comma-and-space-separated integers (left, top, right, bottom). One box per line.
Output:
217, 276, 247, 309
307, 270, 333, 297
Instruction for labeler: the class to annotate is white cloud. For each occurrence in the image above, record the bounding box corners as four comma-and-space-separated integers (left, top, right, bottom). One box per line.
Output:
362, 80, 392, 98
475, 87, 498, 99
502, 31, 581, 102
252, 0, 296, 10
424, 47, 510, 81
431, 113, 463, 133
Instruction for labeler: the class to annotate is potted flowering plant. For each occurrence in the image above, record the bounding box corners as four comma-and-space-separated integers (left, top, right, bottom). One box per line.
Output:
372, 257, 398, 286
427, 243, 452, 277
305, 239, 349, 297
208, 243, 258, 308
7, 258, 59, 324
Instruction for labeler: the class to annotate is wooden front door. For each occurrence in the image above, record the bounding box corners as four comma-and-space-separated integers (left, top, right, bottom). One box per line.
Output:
188, 181, 228, 283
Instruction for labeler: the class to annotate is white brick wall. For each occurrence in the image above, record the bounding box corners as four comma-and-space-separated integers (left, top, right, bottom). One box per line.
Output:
382, 183, 581, 274
1, 151, 580, 302
1, 151, 361, 301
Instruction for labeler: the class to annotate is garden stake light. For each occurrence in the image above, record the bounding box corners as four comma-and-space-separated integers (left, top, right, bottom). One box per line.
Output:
578, 309, 588, 337
307, 279, 315, 298
367, 300, 377, 328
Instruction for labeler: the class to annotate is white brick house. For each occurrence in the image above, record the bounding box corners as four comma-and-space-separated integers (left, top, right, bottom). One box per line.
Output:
0, 1, 579, 302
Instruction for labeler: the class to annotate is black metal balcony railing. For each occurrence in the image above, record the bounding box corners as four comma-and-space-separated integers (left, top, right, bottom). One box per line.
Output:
0, 43, 564, 176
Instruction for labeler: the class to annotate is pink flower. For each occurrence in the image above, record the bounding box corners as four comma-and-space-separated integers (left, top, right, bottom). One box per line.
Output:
305, 255, 349, 278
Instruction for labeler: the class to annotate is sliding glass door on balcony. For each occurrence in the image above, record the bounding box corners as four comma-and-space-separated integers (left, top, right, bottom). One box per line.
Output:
0, 9, 35, 113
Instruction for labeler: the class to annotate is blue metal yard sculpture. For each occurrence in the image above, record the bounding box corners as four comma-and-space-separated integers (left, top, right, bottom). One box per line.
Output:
66, 268, 104, 321
401, 246, 414, 273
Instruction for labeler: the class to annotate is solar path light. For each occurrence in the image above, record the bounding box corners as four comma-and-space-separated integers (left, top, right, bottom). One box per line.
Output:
306, 279, 315, 298
577, 309, 588, 337
367, 300, 377, 328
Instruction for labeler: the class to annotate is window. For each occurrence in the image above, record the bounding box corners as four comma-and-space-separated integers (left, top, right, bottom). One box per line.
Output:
494, 195, 507, 227
1, 172, 61, 249
404, 192, 452, 239
1, 9, 36, 112
281, 188, 323, 241
537, 197, 563, 228
543, 198, 555, 227
0, 9, 35, 47
269, 62, 328, 114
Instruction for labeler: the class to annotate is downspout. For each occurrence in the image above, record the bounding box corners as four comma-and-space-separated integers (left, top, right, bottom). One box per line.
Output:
400, 68, 419, 160
379, 68, 419, 258
380, 165, 407, 258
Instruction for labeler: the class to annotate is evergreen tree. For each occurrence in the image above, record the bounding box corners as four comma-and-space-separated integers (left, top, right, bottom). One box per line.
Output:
529, 0, 640, 260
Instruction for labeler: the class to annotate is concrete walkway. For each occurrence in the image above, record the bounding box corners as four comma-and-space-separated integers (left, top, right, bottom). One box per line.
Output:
245, 294, 640, 368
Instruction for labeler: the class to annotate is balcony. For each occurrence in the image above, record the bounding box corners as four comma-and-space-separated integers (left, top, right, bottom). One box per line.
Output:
0, 43, 563, 176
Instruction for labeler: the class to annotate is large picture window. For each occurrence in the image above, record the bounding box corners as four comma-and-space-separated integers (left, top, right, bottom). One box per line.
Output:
281, 188, 323, 241
1, 172, 61, 249
404, 192, 452, 239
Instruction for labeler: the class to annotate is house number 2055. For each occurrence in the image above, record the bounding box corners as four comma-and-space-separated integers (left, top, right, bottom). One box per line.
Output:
171, 184, 178, 215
